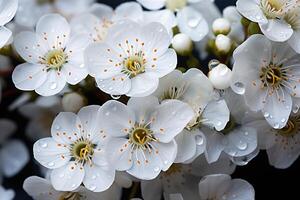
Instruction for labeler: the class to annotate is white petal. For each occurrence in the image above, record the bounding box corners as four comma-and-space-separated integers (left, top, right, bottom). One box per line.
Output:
13, 31, 49, 63
127, 73, 159, 97
36, 14, 70, 48
51, 161, 84, 191
223, 6, 242, 23
12, 63, 47, 91
202, 127, 224, 163
260, 19, 293, 42
127, 96, 159, 124
99, 100, 135, 137
114, 2, 143, 23
83, 164, 115, 192
154, 139, 177, 171
85, 43, 122, 79
202, 100, 230, 131
51, 112, 82, 144
33, 137, 70, 169
0, 185, 14, 200
288, 31, 300, 54
262, 90, 292, 129
23, 176, 61, 200
61, 63, 88, 85
227, 179, 255, 200
145, 49, 177, 78
236, 0, 267, 23
174, 130, 197, 163
105, 138, 132, 171
35, 70, 67, 96
199, 174, 231, 199
96, 74, 131, 96
0, 0, 18, 26
0, 26, 11, 48
89, 3, 113, 20
177, 6, 209, 41
151, 100, 194, 143
136, 0, 165, 10
0, 140, 29, 177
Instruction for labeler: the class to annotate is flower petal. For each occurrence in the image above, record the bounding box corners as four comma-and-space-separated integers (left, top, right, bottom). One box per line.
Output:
127, 73, 159, 97
0, 26, 11, 48
236, 0, 267, 23
260, 19, 293, 42
0, 0, 18, 26
136, 0, 165, 10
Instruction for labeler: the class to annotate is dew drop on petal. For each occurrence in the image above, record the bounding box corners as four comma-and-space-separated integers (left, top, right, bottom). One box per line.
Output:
154, 167, 160, 172
89, 185, 97, 191
105, 111, 110, 116
216, 120, 222, 126
50, 82, 57, 90
237, 141, 248, 150
264, 112, 270, 118
274, 123, 280, 129
188, 18, 200, 28
195, 135, 204, 145
232, 82, 245, 95
55, 125, 60, 130
71, 184, 77, 188
163, 160, 169, 165
39, 141, 48, 148
244, 131, 249, 136
92, 175, 97, 180
48, 162, 55, 167
281, 118, 286, 123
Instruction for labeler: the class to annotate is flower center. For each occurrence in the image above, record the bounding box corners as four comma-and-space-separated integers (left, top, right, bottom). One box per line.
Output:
122, 53, 145, 78
285, 7, 300, 30
166, 0, 187, 11
278, 116, 300, 136
71, 139, 94, 163
162, 83, 188, 101
260, 62, 286, 89
59, 192, 81, 200
44, 49, 67, 71
260, 0, 299, 18
129, 125, 157, 150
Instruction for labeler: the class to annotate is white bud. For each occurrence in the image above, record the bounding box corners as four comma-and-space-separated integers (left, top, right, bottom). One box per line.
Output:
172, 33, 193, 55
62, 92, 87, 113
166, 0, 187, 11
212, 18, 231, 35
208, 63, 232, 90
215, 34, 232, 54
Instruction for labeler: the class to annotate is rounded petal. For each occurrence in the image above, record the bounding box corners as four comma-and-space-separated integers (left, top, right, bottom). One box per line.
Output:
199, 174, 231, 199
260, 19, 293, 42
202, 127, 224, 163
83, 164, 115, 192
51, 112, 82, 144
114, 2, 143, 23
288, 31, 300, 54
174, 130, 197, 163
89, 3, 113, 19
0, 185, 14, 200
0, 26, 11, 48
155, 139, 177, 171
51, 161, 85, 191
136, 0, 165, 10
0, 140, 29, 177
61, 63, 88, 85
127, 73, 159, 97
99, 100, 135, 137
12, 63, 47, 91
236, 0, 267, 23
177, 6, 209, 41
227, 179, 255, 200
33, 137, 70, 169
0, 0, 18, 26
36, 14, 70, 48
151, 100, 194, 143
35, 70, 67, 96
96, 74, 131, 96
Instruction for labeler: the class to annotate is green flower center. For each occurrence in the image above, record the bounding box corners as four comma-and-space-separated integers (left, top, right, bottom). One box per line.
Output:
71, 139, 94, 163
44, 49, 67, 71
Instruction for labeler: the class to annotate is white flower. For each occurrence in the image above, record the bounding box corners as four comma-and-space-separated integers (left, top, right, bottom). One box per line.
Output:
85, 20, 177, 97
12, 14, 90, 96
15, 0, 94, 28
198, 174, 255, 200
0, 185, 14, 200
153, 69, 218, 163
33, 106, 115, 192
141, 154, 236, 200
250, 113, 300, 169
236, 0, 300, 52
71, 2, 144, 43
137, 0, 203, 11
18, 96, 62, 141
23, 176, 122, 200
100, 96, 194, 180
0, 0, 18, 48
232, 34, 300, 129
0, 119, 29, 178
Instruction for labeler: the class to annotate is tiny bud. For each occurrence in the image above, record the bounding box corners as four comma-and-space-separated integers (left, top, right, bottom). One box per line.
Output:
62, 92, 87, 113
212, 18, 231, 35
172, 33, 193, 56
208, 63, 232, 90
166, 0, 187, 11
215, 34, 232, 54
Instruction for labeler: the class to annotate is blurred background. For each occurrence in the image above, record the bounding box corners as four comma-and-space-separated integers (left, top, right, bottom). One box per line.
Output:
1, 0, 299, 199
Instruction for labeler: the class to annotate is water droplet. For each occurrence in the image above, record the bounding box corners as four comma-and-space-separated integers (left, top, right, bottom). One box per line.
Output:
48, 162, 55, 167
154, 167, 160, 172
244, 131, 249, 136
188, 18, 200, 28
195, 135, 204, 145
222, 194, 227, 200
105, 111, 110, 116
163, 160, 169, 165
237, 141, 248, 150
281, 118, 286, 123
55, 125, 60, 130
50, 82, 57, 90
216, 120, 222, 126
108, 87, 113, 91
79, 64, 84, 68
39, 141, 48, 148
71, 184, 77, 188
255, 15, 262, 20
111, 95, 121, 100
264, 112, 270, 118
89, 185, 97, 191
92, 175, 97, 180
274, 123, 280, 129
232, 82, 245, 95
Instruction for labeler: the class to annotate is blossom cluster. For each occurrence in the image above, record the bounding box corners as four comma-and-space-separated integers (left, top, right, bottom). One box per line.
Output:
0, 0, 300, 199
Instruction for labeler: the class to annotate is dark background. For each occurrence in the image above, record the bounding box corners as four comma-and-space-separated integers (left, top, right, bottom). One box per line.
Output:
1, 0, 299, 199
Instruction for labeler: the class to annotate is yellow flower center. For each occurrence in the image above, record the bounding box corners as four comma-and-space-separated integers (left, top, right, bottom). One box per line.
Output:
123, 54, 145, 78
71, 139, 94, 163
44, 49, 67, 71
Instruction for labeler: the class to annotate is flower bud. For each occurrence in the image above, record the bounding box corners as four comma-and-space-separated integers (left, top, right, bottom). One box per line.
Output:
172, 33, 193, 56
212, 18, 231, 35
208, 63, 232, 90
215, 34, 232, 54
62, 92, 87, 113
166, 0, 187, 11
